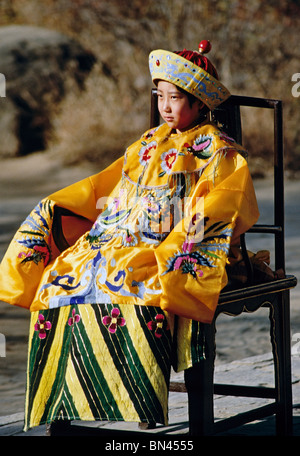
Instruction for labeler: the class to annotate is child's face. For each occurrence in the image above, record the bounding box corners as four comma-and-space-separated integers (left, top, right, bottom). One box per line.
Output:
157, 80, 203, 133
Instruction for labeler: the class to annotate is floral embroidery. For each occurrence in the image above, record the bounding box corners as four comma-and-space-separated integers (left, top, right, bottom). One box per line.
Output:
159, 148, 181, 177
139, 140, 157, 166
68, 308, 81, 328
86, 231, 113, 249
147, 314, 168, 338
17, 200, 52, 266
18, 251, 31, 261
172, 250, 208, 278
119, 229, 138, 247
18, 243, 51, 266
141, 195, 162, 216
34, 314, 52, 339
163, 218, 232, 279
173, 248, 204, 278
86, 203, 131, 249
87, 195, 131, 249
102, 307, 126, 333
183, 134, 213, 159
144, 129, 156, 140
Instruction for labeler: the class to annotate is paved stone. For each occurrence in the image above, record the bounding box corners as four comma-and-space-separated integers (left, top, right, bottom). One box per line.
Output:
1, 352, 299, 437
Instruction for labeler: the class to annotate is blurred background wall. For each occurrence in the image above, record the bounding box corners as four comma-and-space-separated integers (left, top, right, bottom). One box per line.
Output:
0, 0, 299, 176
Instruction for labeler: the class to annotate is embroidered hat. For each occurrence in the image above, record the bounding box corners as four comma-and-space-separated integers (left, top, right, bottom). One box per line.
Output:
149, 40, 230, 110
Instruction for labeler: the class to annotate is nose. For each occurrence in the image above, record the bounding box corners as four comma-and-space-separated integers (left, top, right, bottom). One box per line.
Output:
162, 98, 171, 113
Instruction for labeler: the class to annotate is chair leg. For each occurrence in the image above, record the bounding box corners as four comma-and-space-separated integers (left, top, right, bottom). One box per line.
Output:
184, 323, 215, 436
269, 290, 293, 436
46, 420, 72, 436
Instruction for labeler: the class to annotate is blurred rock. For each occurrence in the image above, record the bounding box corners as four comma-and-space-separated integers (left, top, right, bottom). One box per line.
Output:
0, 25, 95, 158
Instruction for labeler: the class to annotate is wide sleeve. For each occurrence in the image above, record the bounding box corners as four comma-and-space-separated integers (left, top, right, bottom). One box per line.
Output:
154, 152, 259, 323
48, 156, 124, 222
0, 156, 124, 310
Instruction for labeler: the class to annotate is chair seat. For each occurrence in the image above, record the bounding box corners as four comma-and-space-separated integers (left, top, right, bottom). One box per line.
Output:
169, 274, 297, 436
217, 275, 297, 316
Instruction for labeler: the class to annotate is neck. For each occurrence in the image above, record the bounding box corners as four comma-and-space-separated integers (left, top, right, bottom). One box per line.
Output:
175, 113, 208, 134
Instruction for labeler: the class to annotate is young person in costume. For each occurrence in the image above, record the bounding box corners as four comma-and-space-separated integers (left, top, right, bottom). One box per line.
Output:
0, 41, 259, 431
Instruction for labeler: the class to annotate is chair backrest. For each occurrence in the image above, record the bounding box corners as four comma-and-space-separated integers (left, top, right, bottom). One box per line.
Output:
150, 89, 286, 275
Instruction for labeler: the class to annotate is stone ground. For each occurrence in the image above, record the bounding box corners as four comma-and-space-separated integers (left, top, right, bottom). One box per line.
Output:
0, 155, 299, 446
1, 352, 299, 439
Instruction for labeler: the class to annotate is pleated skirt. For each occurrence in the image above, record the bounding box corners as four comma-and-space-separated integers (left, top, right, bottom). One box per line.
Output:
24, 303, 205, 430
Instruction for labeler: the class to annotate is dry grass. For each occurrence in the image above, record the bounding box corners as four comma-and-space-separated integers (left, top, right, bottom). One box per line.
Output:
1, 0, 300, 174
47, 63, 149, 168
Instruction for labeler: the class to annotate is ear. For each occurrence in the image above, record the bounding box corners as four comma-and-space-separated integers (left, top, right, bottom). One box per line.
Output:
195, 100, 205, 113
198, 100, 205, 111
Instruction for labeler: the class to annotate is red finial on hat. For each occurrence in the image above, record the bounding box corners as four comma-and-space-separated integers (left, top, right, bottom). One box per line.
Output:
198, 40, 211, 54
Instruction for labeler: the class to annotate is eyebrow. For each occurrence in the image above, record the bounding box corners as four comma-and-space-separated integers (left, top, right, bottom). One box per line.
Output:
157, 89, 182, 95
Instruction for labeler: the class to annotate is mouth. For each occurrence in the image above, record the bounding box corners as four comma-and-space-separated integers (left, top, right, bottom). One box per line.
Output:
164, 117, 174, 122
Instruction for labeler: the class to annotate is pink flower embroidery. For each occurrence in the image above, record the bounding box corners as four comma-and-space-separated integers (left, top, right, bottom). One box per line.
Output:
126, 234, 132, 243
34, 314, 52, 339
147, 314, 168, 338
102, 308, 126, 333
141, 196, 161, 215
18, 251, 31, 259
182, 240, 194, 253
173, 255, 204, 278
174, 255, 195, 270
121, 229, 138, 247
145, 129, 156, 139
68, 308, 81, 328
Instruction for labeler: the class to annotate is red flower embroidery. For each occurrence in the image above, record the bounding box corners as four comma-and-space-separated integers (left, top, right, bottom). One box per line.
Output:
139, 140, 157, 166
33, 245, 51, 266
102, 308, 126, 333
147, 314, 168, 338
18, 244, 51, 266
160, 148, 178, 176
34, 314, 52, 339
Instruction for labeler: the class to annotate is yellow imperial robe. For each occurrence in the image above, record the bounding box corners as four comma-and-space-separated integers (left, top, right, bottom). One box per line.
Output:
0, 121, 259, 429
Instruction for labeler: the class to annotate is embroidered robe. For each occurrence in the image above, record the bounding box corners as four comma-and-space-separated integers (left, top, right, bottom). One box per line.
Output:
0, 121, 259, 428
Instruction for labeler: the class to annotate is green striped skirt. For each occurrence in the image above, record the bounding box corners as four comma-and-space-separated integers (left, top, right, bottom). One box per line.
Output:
24, 303, 205, 430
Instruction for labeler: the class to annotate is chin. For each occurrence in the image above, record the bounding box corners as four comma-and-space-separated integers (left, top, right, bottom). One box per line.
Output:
165, 121, 178, 129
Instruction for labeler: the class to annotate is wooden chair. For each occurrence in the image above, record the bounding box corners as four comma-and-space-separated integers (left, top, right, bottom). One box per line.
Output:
50, 92, 297, 437
151, 89, 298, 436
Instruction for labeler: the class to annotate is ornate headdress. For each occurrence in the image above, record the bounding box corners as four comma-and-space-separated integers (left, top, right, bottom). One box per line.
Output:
149, 40, 230, 110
